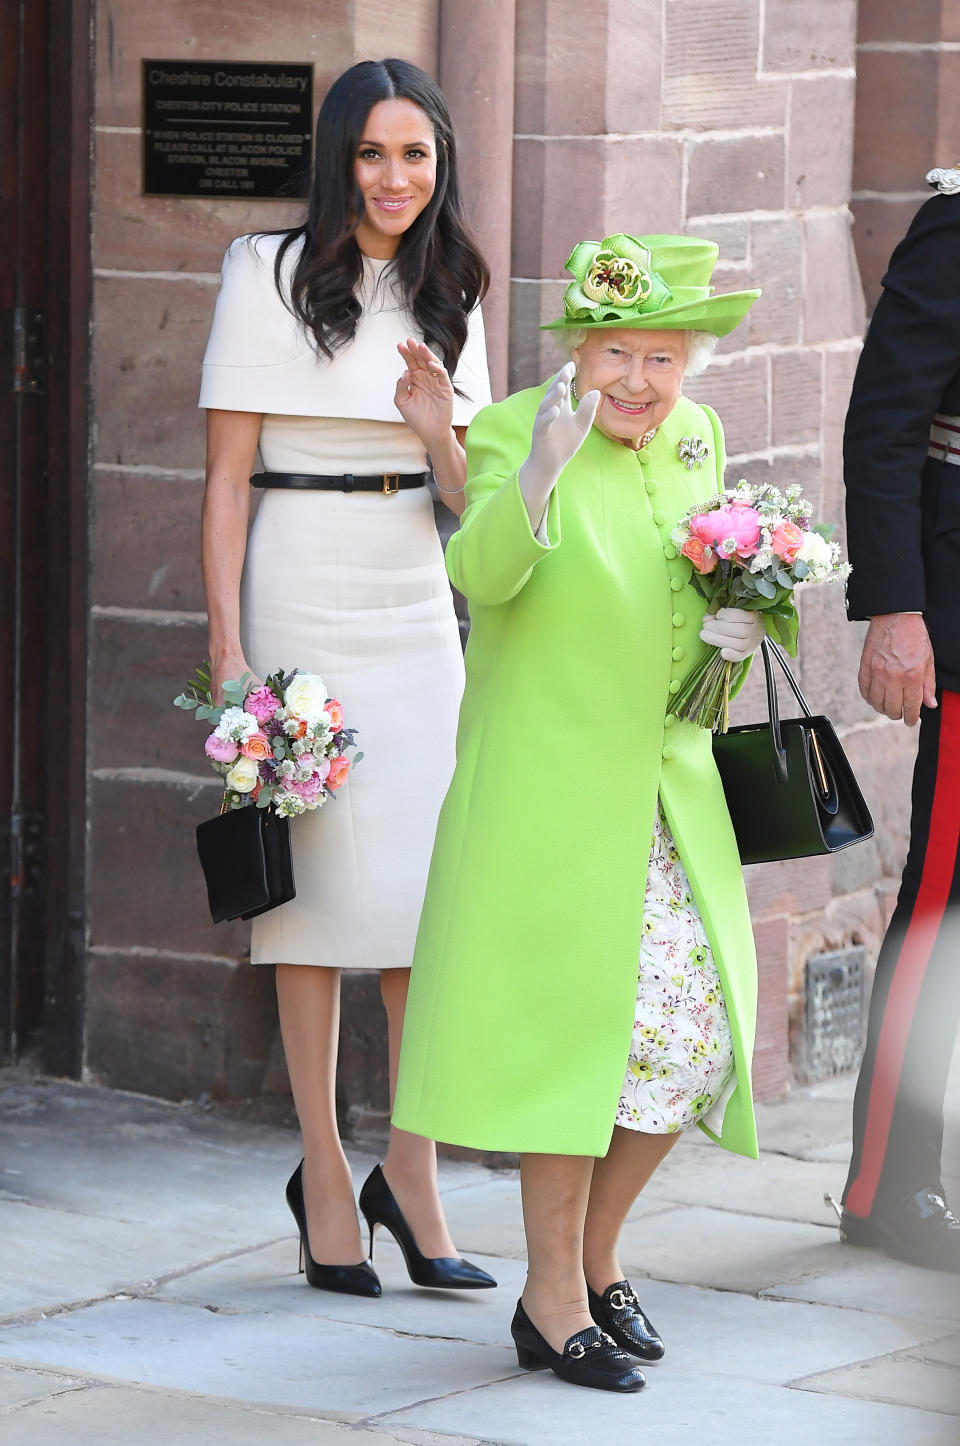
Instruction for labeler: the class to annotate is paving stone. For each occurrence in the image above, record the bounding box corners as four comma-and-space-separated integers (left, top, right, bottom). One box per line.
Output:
381, 1368, 959, 1446
438, 1174, 667, 1261
1, 1382, 432, 1445
0, 1298, 522, 1417
641, 1146, 846, 1225
918, 1335, 960, 1369
616, 1204, 838, 1292
0, 1200, 281, 1321
765, 1257, 960, 1328
154, 1237, 524, 1348
796, 1352, 960, 1418
0, 1363, 83, 1410
611, 1279, 941, 1388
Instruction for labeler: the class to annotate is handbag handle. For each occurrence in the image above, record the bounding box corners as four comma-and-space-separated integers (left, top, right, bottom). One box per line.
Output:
758, 637, 817, 783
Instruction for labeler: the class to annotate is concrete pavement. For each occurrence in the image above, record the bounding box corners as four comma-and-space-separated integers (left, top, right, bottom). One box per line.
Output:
1, 1059, 958, 1445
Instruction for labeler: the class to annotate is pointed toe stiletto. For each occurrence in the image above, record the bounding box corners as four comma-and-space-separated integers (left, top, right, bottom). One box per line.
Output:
510, 1300, 646, 1392
587, 1279, 664, 1361
358, 1163, 497, 1290
285, 1161, 382, 1297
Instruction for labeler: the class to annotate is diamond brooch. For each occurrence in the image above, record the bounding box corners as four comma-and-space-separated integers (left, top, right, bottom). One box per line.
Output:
678, 435, 709, 470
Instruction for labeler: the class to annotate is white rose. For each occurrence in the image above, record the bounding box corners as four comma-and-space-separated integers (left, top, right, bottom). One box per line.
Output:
284, 671, 328, 724
926, 167, 960, 196
795, 531, 834, 574
224, 756, 260, 793
216, 706, 258, 741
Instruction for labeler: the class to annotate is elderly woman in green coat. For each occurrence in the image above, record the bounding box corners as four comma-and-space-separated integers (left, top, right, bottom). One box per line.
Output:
389, 234, 763, 1393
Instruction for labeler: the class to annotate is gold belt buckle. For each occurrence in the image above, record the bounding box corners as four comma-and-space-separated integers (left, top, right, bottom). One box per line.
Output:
382, 473, 399, 496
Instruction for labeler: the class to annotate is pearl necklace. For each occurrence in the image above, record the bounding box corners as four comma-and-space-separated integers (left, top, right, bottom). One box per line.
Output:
571, 376, 658, 449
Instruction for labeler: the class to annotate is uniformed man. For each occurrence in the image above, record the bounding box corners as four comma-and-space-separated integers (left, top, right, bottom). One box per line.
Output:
839, 165, 960, 1271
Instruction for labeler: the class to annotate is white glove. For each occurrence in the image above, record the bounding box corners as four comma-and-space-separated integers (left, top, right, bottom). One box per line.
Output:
517, 361, 600, 529
699, 607, 765, 662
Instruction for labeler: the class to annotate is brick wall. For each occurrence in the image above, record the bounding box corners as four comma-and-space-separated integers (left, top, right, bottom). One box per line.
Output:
852, 0, 960, 311
84, 0, 919, 1120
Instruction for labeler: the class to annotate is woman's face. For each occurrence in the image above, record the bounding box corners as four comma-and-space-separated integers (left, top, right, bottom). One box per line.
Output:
571, 328, 687, 447
352, 98, 437, 258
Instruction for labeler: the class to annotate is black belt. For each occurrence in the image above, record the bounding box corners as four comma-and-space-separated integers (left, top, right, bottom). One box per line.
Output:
250, 470, 429, 496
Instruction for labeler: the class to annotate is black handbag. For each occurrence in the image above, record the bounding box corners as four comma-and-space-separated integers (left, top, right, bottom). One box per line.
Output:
712, 639, 875, 865
195, 802, 296, 923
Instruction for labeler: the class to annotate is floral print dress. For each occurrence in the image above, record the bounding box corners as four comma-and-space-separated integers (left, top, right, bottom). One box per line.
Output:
615, 804, 735, 1134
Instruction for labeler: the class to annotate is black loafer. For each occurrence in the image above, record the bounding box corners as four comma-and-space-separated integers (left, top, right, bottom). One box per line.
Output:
840, 1188, 960, 1273
510, 1300, 645, 1392
587, 1279, 664, 1361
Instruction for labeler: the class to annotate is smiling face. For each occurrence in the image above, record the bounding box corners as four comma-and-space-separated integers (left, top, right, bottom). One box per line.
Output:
352, 97, 438, 258
571, 328, 688, 447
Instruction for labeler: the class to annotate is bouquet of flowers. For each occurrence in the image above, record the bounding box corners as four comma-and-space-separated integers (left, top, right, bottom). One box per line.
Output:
174, 664, 362, 816
670, 481, 851, 732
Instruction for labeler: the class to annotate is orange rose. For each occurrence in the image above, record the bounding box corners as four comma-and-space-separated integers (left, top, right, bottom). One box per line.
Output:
326, 699, 344, 731
771, 521, 804, 563
681, 537, 717, 575
241, 731, 272, 761
327, 755, 351, 790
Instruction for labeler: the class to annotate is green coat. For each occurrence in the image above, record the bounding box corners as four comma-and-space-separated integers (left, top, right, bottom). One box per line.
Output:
393, 384, 759, 1160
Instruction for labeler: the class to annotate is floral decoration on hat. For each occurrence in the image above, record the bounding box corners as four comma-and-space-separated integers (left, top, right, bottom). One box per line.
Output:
563, 234, 673, 324
926, 165, 960, 196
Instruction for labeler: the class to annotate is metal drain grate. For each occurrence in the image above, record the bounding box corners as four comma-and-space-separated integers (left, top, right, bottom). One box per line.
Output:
804, 948, 866, 1080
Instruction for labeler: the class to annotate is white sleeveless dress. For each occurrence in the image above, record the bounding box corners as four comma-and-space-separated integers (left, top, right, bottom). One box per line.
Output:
199, 234, 491, 969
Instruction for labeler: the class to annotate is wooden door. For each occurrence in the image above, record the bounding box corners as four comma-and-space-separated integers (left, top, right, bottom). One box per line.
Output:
0, 0, 90, 1072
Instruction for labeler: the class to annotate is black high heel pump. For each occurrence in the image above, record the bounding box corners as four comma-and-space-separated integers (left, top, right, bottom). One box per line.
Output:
358, 1163, 497, 1289
285, 1161, 381, 1297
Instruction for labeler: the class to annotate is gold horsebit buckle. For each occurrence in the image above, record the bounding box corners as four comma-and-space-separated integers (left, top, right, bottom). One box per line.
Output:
608, 1287, 639, 1313
567, 1332, 617, 1359
382, 473, 399, 496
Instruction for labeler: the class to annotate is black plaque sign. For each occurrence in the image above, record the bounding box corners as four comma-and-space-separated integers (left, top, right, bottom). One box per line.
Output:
142, 60, 313, 199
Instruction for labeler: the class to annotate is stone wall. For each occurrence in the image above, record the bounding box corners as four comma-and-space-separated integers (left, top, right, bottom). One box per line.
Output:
84, 0, 918, 1124
86, 0, 441, 1105
509, 0, 910, 1104
852, 0, 960, 311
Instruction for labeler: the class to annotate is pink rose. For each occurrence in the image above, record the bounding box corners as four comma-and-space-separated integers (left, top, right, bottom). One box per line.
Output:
326, 699, 344, 731
244, 685, 281, 724
327, 755, 351, 791
680, 537, 717, 574
241, 731, 272, 761
770, 520, 805, 563
205, 733, 239, 764
689, 503, 761, 558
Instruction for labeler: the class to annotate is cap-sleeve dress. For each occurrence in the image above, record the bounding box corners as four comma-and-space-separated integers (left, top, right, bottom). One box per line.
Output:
199, 233, 491, 969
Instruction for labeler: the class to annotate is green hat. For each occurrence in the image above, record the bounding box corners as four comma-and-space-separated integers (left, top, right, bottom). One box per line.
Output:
541, 232, 760, 338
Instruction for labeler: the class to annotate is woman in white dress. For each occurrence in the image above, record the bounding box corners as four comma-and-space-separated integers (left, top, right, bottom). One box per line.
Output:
199, 59, 495, 1296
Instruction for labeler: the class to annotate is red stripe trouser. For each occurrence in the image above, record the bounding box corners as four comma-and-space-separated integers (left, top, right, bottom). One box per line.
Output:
843, 689, 960, 1218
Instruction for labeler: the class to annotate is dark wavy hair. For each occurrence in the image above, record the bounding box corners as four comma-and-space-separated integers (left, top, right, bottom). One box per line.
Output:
274, 58, 489, 380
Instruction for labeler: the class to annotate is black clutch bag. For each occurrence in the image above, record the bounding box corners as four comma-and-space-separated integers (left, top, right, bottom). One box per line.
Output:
712, 639, 875, 865
195, 803, 296, 923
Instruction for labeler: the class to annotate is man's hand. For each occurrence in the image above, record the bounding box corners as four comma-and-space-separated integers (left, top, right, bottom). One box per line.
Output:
859, 613, 937, 726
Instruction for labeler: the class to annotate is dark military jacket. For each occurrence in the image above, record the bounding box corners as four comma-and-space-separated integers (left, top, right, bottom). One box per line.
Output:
844, 191, 960, 689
